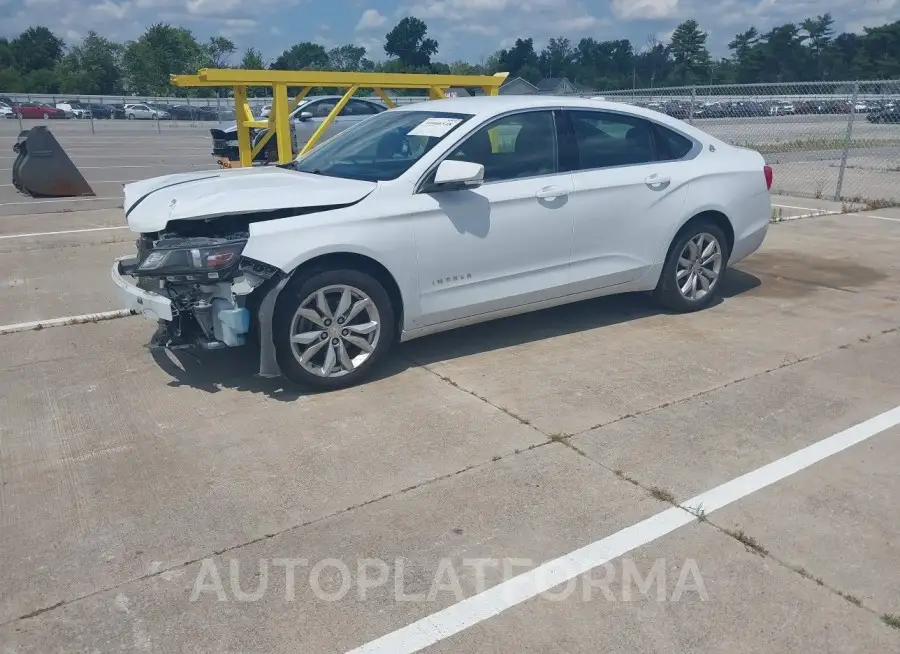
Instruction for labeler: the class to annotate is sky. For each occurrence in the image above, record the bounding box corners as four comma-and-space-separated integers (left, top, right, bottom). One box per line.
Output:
1, 0, 898, 63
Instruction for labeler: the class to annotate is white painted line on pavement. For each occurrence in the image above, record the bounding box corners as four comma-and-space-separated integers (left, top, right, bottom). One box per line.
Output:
772, 203, 831, 211
0, 226, 128, 239
862, 214, 900, 222
0, 196, 120, 207
0, 309, 135, 335
0, 164, 218, 171
774, 210, 840, 221
347, 404, 900, 654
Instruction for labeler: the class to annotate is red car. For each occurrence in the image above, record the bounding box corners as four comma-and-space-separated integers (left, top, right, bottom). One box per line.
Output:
11, 102, 68, 119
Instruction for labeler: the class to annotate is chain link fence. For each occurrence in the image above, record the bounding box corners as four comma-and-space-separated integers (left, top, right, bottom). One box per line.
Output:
2, 81, 898, 204
598, 80, 900, 205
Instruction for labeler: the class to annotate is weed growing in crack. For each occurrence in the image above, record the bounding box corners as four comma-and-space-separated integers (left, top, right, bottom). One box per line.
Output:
724, 528, 769, 556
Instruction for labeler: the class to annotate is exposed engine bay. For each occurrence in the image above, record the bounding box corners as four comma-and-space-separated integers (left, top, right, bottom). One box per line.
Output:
119, 210, 309, 352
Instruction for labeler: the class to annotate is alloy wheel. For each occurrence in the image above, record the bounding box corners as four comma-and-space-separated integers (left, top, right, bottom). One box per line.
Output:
676, 232, 723, 301
289, 284, 381, 378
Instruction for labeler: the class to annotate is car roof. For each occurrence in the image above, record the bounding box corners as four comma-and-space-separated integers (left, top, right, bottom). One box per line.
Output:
390, 95, 663, 118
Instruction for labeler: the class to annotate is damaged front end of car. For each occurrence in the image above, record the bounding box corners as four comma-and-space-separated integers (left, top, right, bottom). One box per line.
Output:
114, 213, 286, 354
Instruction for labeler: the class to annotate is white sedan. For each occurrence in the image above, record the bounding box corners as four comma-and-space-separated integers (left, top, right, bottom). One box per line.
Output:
113, 96, 772, 389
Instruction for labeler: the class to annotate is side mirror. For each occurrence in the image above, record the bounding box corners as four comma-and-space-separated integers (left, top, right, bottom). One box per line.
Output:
298, 111, 313, 121
431, 160, 484, 191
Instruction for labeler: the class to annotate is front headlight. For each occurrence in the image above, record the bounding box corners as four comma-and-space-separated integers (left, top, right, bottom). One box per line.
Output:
137, 239, 247, 279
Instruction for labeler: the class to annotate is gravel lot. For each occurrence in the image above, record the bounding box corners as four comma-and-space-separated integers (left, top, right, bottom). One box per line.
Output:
1, 114, 900, 653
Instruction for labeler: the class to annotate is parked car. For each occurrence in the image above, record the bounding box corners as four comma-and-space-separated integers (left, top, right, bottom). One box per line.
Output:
124, 103, 171, 120
10, 102, 67, 119
866, 105, 900, 124
210, 95, 388, 162
0, 101, 12, 118
56, 101, 92, 119
86, 103, 115, 119
113, 95, 773, 389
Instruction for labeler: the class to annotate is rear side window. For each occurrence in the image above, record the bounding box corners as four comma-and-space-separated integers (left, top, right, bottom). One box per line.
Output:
568, 110, 658, 169
654, 124, 695, 161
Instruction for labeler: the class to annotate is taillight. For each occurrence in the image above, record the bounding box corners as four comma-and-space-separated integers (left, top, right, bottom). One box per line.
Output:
763, 165, 773, 190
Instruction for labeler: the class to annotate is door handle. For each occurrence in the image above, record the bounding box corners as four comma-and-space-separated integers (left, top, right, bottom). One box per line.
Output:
535, 185, 568, 200
645, 174, 671, 189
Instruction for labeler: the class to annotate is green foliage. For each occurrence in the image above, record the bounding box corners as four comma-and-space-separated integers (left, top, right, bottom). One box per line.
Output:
271, 42, 329, 70
56, 31, 123, 95
384, 17, 438, 68
122, 24, 204, 96
11, 26, 65, 73
238, 47, 264, 70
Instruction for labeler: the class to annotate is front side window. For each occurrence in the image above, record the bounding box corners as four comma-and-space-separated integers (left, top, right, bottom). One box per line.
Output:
446, 110, 557, 183
292, 110, 473, 182
569, 110, 659, 169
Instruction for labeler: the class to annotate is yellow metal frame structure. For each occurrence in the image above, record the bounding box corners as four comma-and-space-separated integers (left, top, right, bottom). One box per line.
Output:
171, 68, 509, 167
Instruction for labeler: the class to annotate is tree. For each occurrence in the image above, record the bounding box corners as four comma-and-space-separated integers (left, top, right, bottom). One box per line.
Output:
271, 42, 329, 70
802, 13, 835, 78
203, 36, 236, 68
449, 60, 483, 75
238, 47, 264, 70
328, 44, 373, 71
11, 26, 65, 73
56, 31, 123, 95
0, 38, 13, 69
384, 17, 438, 68
498, 38, 539, 80
539, 37, 574, 79
668, 20, 711, 84
122, 24, 203, 95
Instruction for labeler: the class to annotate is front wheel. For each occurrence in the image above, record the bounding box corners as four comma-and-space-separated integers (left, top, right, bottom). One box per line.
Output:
273, 269, 396, 390
654, 222, 729, 313
43, 112, 49, 119
127, 113, 135, 120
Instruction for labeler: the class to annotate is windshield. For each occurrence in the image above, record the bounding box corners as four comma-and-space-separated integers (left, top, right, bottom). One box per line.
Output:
292, 110, 473, 182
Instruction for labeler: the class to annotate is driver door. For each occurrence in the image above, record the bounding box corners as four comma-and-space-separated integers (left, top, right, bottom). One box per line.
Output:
409, 109, 575, 327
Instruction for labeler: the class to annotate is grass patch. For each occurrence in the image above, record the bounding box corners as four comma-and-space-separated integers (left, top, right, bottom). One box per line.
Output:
649, 486, 676, 505
837, 591, 863, 607
746, 138, 900, 154
882, 613, 900, 630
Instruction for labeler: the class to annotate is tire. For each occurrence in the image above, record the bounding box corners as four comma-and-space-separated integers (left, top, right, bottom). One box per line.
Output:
273, 268, 396, 390
653, 220, 729, 313
42, 112, 49, 119
128, 113, 135, 120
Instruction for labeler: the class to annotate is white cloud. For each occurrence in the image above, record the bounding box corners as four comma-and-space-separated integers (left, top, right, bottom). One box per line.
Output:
185, 0, 240, 15
355, 36, 383, 58
549, 14, 605, 31
356, 8, 387, 31
612, 0, 680, 20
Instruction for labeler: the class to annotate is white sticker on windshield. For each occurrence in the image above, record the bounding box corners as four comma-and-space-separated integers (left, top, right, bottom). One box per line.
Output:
408, 117, 463, 138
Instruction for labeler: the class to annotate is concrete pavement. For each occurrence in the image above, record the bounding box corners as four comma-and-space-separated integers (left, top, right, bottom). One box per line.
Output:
0, 204, 899, 651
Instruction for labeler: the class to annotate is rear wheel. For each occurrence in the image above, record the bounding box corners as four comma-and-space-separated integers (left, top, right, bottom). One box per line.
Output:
42, 112, 49, 120
273, 269, 396, 390
654, 221, 729, 313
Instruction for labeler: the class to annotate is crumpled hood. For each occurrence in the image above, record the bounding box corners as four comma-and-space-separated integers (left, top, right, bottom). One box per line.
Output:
123, 168, 377, 233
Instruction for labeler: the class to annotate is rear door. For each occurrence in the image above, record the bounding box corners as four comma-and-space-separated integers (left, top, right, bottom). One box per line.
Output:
564, 109, 695, 293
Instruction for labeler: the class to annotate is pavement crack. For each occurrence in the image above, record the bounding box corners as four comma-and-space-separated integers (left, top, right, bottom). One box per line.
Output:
573, 325, 900, 438
404, 354, 547, 437
0, 451, 521, 628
